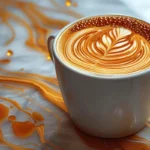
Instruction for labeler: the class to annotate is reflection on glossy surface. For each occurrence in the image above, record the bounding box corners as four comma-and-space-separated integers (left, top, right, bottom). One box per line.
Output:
0, 0, 82, 58
0, 75, 67, 112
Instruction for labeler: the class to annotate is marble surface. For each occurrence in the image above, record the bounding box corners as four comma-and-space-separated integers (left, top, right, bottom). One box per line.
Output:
0, 0, 150, 150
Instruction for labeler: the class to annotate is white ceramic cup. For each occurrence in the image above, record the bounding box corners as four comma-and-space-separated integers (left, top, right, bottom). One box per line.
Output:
47, 15, 150, 138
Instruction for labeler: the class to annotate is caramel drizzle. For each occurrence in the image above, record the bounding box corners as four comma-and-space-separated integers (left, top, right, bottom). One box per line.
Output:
0, 75, 67, 112
0, 0, 150, 149
0, 83, 25, 92
0, 99, 35, 149
0, 59, 10, 64
0, 74, 150, 149
0, 104, 9, 122
0, 0, 82, 58
0, 68, 59, 86
0, 96, 62, 150
59, 26, 150, 75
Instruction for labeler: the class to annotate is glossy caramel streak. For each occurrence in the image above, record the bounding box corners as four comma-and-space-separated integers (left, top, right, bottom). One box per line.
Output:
58, 26, 150, 75
0, 0, 81, 58
0, 59, 11, 64
0, 76, 67, 112
0, 104, 9, 122
32, 112, 44, 122
0, 68, 59, 86
27, 3, 69, 29
1, 83, 25, 92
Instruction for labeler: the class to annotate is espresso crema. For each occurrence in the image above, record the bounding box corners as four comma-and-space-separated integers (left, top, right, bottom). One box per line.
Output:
56, 16, 150, 75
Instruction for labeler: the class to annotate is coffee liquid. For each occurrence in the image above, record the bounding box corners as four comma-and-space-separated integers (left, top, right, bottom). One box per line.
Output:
56, 16, 150, 75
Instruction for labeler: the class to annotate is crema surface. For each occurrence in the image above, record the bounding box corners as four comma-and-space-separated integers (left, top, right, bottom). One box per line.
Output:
56, 18, 150, 75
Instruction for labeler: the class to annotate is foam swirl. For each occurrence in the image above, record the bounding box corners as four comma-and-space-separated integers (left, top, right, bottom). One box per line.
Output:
57, 26, 150, 75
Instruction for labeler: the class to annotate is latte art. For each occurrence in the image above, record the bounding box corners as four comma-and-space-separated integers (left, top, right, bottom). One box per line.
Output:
57, 18, 150, 75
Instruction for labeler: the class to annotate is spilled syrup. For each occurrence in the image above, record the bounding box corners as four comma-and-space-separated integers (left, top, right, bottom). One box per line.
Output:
8, 115, 16, 122
6, 50, 14, 57
0, 0, 150, 150
0, 96, 62, 149
0, 75, 67, 112
0, 59, 10, 64
32, 112, 44, 122
25, 96, 62, 131
0, 0, 81, 57
1, 83, 25, 92
0, 104, 9, 122
12, 121, 35, 138
0, 68, 59, 86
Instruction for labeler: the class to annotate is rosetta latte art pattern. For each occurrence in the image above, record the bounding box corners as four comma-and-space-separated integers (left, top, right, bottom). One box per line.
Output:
58, 26, 150, 75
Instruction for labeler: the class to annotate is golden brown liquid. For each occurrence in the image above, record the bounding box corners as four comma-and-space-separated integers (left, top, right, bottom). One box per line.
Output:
57, 16, 150, 75
32, 112, 44, 122
8, 115, 16, 122
12, 121, 35, 138
0, 104, 9, 122
0, 59, 11, 64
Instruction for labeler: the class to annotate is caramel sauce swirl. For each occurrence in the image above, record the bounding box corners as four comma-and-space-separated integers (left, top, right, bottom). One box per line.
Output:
57, 26, 150, 75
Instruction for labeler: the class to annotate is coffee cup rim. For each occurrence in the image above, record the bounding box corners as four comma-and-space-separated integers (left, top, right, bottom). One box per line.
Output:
52, 14, 150, 80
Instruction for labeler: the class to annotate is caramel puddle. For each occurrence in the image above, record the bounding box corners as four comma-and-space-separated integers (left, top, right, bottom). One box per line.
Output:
32, 112, 44, 122
0, 104, 9, 122
12, 121, 35, 138
8, 115, 16, 122
0, 75, 67, 112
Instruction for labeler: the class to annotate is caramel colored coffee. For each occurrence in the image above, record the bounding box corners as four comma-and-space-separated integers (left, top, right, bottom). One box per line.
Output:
56, 16, 150, 75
